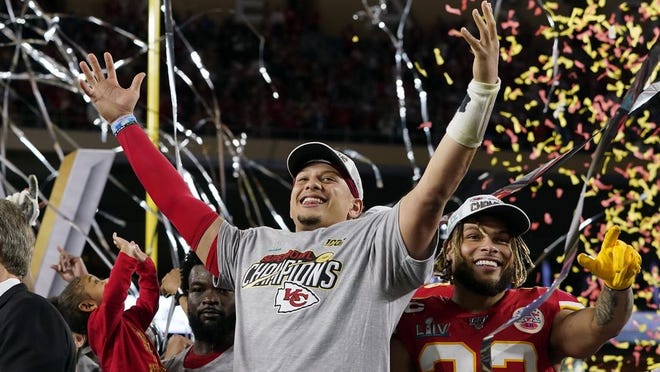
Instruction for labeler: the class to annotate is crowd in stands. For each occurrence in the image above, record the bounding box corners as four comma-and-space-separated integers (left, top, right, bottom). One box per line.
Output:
0, 0, 652, 151
16, 0, 654, 147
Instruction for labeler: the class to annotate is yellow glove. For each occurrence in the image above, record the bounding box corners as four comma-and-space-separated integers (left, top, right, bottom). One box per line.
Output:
577, 226, 642, 290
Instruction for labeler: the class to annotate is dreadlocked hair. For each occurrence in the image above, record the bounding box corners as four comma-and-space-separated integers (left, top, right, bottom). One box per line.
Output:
52, 277, 91, 334
434, 222, 534, 288
508, 236, 533, 287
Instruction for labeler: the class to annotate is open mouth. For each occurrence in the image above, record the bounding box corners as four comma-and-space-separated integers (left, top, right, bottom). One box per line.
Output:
474, 259, 500, 268
300, 196, 326, 206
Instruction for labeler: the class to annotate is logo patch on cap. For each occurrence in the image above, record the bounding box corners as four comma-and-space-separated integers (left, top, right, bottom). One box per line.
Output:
469, 198, 501, 211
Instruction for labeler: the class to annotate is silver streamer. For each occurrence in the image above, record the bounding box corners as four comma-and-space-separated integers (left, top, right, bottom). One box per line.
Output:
162, 0, 182, 171
357, 0, 424, 184
0, 1, 292, 277
342, 148, 384, 189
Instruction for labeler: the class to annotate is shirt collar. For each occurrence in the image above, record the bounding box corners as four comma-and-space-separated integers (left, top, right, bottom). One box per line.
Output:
0, 277, 21, 297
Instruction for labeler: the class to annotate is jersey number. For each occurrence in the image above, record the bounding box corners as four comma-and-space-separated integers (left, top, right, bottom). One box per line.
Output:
419, 341, 537, 372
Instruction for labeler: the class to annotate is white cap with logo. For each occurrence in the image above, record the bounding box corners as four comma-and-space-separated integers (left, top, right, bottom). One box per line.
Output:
445, 194, 530, 238
286, 142, 364, 200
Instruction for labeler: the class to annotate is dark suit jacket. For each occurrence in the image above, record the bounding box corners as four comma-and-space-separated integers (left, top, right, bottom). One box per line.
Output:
0, 283, 76, 372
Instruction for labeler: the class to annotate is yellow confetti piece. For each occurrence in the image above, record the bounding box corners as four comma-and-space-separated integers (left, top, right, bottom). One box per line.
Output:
510, 116, 523, 133
626, 22, 643, 48
433, 48, 444, 66
442, 72, 453, 85
603, 355, 624, 362
646, 361, 660, 370
590, 58, 607, 73
523, 100, 538, 111
558, 167, 581, 185
414, 61, 427, 78
525, 132, 535, 144
503, 86, 523, 101
501, 36, 523, 61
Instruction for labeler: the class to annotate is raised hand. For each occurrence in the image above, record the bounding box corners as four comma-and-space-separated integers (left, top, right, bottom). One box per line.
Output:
112, 232, 148, 262
50, 246, 89, 282
577, 226, 642, 290
459, 0, 499, 84
78, 52, 145, 123
160, 268, 182, 296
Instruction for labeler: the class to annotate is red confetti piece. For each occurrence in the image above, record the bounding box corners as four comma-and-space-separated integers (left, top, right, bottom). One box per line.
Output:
543, 212, 552, 224
444, 5, 462, 16
481, 177, 493, 191
501, 10, 520, 35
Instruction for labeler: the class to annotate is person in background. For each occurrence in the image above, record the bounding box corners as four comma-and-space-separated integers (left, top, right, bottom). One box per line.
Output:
391, 194, 641, 371
0, 176, 76, 372
162, 251, 235, 371
54, 233, 164, 372
51, 247, 100, 372
52, 245, 171, 363
49, 296, 101, 372
78, 1, 500, 369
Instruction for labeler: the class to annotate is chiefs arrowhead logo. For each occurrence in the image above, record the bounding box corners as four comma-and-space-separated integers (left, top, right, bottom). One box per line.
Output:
275, 282, 319, 313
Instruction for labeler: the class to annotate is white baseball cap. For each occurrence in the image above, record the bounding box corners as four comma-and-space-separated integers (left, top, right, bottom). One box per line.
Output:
287, 142, 364, 200
445, 194, 530, 237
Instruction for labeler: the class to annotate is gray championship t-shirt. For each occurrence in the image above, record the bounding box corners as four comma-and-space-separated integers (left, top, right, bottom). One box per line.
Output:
216, 203, 435, 371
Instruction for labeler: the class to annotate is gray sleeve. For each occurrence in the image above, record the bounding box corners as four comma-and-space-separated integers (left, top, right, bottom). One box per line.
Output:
216, 221, 241, 289
369, 203, 435, 297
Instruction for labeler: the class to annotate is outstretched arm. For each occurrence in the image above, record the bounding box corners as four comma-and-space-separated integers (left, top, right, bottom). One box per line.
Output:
112, 233, 160, 328
78, 53, 222, 273
549, 226, 641, 361
399, 0, 501, 259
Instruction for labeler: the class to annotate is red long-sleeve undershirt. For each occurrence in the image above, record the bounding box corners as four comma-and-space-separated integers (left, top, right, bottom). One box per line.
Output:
116, 124, 219, 276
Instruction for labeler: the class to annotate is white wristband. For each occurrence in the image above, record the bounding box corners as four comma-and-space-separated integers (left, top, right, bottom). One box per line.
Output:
445, 78, 501, 148
111, 114, 138, 136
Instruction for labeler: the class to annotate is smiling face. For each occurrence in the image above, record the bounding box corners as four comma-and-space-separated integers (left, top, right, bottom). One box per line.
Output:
289, 162, 363, 232
448, 215, 515, 297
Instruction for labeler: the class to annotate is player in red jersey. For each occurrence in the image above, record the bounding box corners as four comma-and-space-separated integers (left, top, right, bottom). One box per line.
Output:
392, 195, 641, 372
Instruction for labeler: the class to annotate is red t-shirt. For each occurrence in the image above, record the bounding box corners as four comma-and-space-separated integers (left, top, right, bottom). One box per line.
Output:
184, 348, 223, 368
395, 283, 583, 372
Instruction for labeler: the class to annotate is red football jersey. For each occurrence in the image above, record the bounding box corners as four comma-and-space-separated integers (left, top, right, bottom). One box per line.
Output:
395, 283, 583, 372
